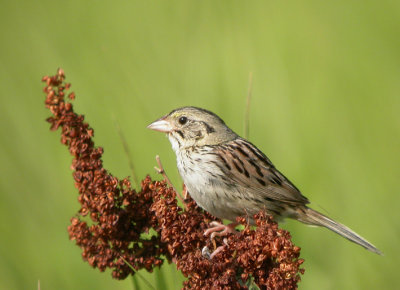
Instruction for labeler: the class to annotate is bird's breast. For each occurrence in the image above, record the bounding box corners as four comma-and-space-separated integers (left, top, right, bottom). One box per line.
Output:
175, 147, 248, 221
176, 148, 222, 201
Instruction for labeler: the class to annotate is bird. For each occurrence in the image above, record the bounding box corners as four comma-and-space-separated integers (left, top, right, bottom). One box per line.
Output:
147, 106, 381, 255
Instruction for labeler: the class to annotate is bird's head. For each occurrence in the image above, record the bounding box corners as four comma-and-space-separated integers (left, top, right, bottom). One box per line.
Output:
147, 106, 237, 151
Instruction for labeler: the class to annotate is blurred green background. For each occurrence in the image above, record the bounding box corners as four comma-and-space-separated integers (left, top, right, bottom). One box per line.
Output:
1, 0, 399, 289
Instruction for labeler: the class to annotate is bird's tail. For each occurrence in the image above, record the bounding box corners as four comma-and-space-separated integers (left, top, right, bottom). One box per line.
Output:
296, 207, 382, 255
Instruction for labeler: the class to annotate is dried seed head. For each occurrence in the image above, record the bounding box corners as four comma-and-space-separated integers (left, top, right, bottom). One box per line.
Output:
43, 69, 304, 289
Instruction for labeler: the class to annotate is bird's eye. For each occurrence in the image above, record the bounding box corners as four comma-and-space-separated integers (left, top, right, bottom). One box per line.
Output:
178, 116, 188, 125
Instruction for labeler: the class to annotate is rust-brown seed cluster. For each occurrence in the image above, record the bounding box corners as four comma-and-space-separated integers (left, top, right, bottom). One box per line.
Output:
43, 69, 304, 289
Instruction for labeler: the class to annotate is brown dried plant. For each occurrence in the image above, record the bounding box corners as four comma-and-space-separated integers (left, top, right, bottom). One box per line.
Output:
43, 68, 304, 289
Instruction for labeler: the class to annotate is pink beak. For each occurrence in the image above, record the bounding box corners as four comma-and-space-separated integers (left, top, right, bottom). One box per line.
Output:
147, 117, 173, 133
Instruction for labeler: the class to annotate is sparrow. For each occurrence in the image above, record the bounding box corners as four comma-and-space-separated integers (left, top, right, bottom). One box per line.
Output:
148, 106, 381, 255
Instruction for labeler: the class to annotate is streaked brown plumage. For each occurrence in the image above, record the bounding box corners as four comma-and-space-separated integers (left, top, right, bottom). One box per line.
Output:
148, 106, 381, 255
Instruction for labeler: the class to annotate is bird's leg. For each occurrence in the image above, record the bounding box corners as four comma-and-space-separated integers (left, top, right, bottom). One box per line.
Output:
202, 238, 229, 259
210, 238, 229, 259
204, 221, 238, 239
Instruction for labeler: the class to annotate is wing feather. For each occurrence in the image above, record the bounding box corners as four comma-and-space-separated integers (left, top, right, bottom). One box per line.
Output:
215, 138, 309, 205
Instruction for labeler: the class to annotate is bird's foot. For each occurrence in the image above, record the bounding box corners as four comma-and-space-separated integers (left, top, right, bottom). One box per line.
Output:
204, 221, 238, 239
202, 238, 229, 259
202, 222, 238, 259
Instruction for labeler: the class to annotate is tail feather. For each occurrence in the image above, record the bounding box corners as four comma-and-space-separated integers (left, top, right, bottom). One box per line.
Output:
297, 207, 382, 255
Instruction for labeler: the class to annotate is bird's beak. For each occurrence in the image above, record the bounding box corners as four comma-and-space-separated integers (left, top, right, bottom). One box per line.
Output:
147, 117, 173, 133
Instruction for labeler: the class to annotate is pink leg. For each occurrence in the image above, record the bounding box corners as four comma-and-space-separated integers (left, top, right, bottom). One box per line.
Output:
204, 221, 238, 239
202, 238, 229, 259
210, 238, 229, 259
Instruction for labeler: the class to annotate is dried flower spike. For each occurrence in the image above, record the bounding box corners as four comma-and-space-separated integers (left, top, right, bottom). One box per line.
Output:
43, 68, 304, 288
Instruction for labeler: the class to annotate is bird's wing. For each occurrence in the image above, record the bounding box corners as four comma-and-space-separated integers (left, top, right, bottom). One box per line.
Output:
214, 138, 309, 205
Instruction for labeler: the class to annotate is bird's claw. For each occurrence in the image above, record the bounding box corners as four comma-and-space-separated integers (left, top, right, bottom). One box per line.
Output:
202, 238, 229, 259
204, 221, 238, 239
